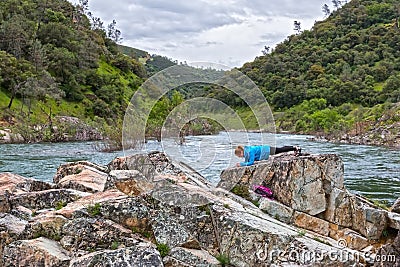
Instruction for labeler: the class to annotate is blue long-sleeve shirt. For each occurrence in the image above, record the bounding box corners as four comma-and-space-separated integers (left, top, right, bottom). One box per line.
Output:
240, 145, 271, 166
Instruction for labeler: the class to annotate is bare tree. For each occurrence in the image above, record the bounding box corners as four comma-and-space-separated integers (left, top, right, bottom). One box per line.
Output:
107, 20, 123, 43
78, 0, 89, 14
71, 0, 89, 28
91, 16, 104, 30
332, 0, 342, 10
262, 45, 270, 55
293, 21, 302, 34
322, 4, 331, 18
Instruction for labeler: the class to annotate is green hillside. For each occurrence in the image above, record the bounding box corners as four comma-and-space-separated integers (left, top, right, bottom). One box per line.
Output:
117, 45, 177, 75
118, 45, 149, 60
239, 0, 400, 143
0, 0, 145, 117
0, 0, 179, 146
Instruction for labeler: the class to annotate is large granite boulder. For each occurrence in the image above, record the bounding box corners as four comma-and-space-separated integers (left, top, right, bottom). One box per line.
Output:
0, 213, 29, 256
108, 170, 155, 196
60, 217, 138, 252
107, 151, 213, 189
218, 153, 343, 216
373, 231, 400, 267
53, 161, 109, 192
10, 188, 89, 211
218, 152, 394, 245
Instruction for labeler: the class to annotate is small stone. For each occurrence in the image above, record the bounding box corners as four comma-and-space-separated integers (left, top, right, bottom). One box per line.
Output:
390, 197, 400, 214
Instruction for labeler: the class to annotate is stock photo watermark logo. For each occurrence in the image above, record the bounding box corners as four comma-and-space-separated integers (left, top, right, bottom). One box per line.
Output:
121, 62, 276, 204
256, 238, 397, 265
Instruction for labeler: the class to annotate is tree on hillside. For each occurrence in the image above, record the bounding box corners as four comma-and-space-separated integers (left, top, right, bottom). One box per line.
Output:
322, 4, 331, 18
382, 74, 400, 103
293, 21, 302, 34
20, 71, 65, 113
90, 16, 104, 30
332, 0, 342, 10
107, 20, 122, 43
0, 14, 34, 59
262, 45, 271, 55
78, 0, 89, 13
0, 52, 34, 109
29, 40, 47, 73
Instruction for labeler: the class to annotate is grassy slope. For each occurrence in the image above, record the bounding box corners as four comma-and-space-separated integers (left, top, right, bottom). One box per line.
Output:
0, 59, 139, 128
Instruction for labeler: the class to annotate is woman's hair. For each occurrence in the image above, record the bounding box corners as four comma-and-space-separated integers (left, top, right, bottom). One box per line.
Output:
234, 145, 244, 156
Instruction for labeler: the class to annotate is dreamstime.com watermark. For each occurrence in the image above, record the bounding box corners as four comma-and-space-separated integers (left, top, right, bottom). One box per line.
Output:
255, 239, 397, 265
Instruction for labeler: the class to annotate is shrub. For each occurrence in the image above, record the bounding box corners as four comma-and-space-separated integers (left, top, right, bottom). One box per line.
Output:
216, 253, 230, 266
111, 241, 119, 250
55, 201, 67, 210
231, 185, 251, 200
156, 243, 170, 257
87, 203, 101, 216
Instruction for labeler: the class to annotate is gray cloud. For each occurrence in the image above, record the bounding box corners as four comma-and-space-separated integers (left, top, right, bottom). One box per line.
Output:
243, 0, 330, 18
257, 31, 292, 46
91, 0, 243, 39
69, 0, 330, 67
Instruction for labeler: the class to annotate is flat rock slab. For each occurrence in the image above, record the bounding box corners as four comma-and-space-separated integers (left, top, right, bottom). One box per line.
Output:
59, 169, 108, 193
55, 189, 127, 218
69, 243, 163, 267
10, 188, 90, 210
0, 172, 54, 195
0, 213, 28, 236
53, 161, 107, 184
2, 237, 70, 267
164, 247, 220, 267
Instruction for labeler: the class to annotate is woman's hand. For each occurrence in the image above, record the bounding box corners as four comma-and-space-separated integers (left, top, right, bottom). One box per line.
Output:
236, 163, 240, 167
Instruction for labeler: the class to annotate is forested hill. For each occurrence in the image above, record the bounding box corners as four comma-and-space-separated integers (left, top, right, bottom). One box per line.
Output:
0, 0, 177, 144
240, 0, 400, 143
0, 0, 147, 121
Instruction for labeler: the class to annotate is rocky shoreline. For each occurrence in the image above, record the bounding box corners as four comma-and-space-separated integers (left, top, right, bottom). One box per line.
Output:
1, 151, 399, 266
306, 108, 400, 149
309, 130, 400, 149
0, 116, 103, 144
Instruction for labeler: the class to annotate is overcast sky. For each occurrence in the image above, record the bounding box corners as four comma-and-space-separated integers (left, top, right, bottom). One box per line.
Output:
68, 0, 333, 67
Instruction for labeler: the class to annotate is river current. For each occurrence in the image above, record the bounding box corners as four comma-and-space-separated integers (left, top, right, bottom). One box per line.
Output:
0, 132, 399, 205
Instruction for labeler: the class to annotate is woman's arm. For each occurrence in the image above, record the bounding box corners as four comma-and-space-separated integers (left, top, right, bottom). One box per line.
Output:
240, 149, 255, 166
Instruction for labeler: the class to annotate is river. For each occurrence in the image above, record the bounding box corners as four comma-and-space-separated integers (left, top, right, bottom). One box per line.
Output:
0, 132, 399, 205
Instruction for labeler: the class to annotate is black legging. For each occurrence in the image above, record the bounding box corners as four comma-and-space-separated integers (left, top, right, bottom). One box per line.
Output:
270, 146, 296, 155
